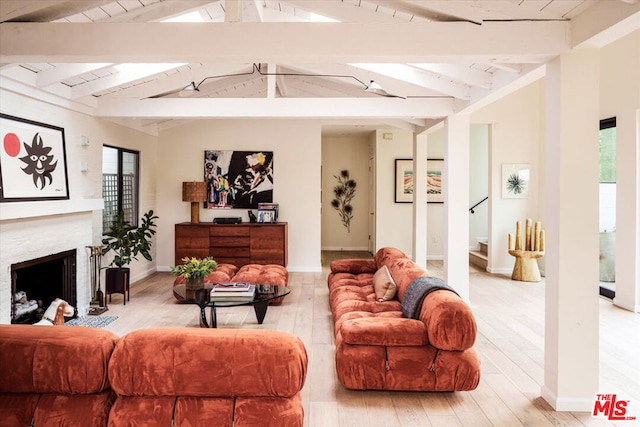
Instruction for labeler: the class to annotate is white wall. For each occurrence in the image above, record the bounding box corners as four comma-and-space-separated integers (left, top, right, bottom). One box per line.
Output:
472, 81, 543, 273
156, 119, 323, 272
0, 89, 157, 322
321, 135, 370, 250
374, 129, 415, 256
372, 126, 489, 260
425, 128, 445, 258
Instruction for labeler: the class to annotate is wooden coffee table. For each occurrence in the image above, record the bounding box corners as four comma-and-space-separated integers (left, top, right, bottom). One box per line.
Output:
173, 283, 290, 328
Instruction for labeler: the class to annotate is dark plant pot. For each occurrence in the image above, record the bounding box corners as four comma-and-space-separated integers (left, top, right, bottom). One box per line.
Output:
106, 267, 130, 305
186, 276, 205, 291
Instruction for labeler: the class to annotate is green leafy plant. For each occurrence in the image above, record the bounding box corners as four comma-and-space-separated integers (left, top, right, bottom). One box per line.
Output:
171, 257, 218, 280
331, 169, 356, 233
102, 210, 159, 268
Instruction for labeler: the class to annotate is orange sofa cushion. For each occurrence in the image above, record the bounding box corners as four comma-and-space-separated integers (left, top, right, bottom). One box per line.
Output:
0, 325, 118, 394
0, 325, 119, 426
109, 328, 307, 398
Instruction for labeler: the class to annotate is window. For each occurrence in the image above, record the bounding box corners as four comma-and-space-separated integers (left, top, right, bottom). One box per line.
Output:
103, 146, 139, 231
599, 117, 616, 299
599, 117, 616, 183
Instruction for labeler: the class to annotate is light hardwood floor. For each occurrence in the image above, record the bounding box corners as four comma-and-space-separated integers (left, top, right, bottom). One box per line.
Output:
102, 253, 639, 427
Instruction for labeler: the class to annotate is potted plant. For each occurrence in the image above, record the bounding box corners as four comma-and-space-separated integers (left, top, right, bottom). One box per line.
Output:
171, 256, 218, 290
101, 210, 158, 304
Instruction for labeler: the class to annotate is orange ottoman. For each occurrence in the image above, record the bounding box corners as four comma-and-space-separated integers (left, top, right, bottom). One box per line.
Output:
232, 264, 289, 303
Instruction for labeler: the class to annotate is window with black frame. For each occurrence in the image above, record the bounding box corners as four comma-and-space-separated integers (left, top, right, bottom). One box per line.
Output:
599, 117, 616, 299
102, 146, 139, 232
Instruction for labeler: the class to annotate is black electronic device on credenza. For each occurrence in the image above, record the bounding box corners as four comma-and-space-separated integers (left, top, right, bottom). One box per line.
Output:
213, 217, 242, 224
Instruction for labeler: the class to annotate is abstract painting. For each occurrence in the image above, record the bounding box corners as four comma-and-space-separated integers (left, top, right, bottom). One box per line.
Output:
0, 114, 69, 202
204, 150, 273, 209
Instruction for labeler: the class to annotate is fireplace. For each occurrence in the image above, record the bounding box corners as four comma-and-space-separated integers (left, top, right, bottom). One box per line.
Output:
11, 250, 78, 324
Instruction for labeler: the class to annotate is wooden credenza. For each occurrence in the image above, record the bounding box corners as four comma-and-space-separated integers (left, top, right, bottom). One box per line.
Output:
174, 222, 288, 267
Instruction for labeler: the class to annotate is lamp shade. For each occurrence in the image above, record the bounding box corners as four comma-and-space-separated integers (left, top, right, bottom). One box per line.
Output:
182, 181, 207, 202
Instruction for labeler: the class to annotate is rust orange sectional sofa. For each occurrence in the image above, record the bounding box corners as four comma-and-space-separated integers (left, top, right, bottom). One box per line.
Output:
328, 247, 481, 391
0, 325, 307, 426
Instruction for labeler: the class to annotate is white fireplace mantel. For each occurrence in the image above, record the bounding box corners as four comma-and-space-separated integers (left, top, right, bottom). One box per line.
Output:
0, 198, 103, 221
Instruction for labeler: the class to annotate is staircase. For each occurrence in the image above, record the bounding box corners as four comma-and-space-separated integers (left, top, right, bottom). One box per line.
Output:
469, 239, 488, 271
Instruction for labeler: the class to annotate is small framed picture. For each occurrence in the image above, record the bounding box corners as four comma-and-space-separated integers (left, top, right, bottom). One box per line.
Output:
502, 164, 530, 198
257, 210, 275, 223
394, 158, 444, 203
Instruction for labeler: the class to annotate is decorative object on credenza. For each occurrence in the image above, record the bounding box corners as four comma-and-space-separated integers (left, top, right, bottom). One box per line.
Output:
182, 181, 207, 224
86, 245, 108, 315
394, 159, 444, 203
102, 210, 158, 304
204, 150, 273, 209
171, 256, 218, 291
502, 164, 530, 198
0, 113, 70, 202
213, 217, 242, 224
248, 210, 257, 223
331, 170, 356, 232
508, 218, 545, 282
258, 202, 279, 223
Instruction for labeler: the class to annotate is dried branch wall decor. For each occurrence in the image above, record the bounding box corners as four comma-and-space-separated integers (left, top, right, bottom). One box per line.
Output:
331, 170, 357, 233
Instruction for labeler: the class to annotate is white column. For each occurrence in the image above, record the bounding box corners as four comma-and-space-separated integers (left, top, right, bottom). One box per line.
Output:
413, 132, 428, 268
542, 50, 600, 411
443, 114, 470, 300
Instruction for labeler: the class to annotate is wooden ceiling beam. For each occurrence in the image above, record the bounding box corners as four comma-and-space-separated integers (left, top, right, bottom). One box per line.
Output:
0, 21, 571, 64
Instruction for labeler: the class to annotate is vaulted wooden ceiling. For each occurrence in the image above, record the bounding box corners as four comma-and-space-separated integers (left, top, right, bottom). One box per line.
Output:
1, 0, 638, 135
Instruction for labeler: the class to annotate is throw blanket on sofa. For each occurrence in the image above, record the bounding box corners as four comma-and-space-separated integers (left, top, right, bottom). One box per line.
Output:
401, 276, 459, 319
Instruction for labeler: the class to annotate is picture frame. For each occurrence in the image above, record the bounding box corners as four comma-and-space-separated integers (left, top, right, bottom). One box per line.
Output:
0, 114, 70, 202
258, 202, 279, 222
204, 150, 273, 209
502, 163, 530, 199
394, 158, 444, 203
257, 210, 275, 223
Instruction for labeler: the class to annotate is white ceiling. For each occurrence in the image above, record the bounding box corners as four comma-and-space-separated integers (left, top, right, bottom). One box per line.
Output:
1, 0, 638, 136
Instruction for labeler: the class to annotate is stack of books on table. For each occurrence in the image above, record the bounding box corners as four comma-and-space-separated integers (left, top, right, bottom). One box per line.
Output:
210, 283, 256, 302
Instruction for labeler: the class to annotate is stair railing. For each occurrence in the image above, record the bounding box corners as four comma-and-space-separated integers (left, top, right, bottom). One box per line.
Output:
469, 196, 488, 214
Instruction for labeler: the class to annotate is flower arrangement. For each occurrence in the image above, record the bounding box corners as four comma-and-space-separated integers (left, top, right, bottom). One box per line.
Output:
170, 256, 217, 280
331, 169, 357, 233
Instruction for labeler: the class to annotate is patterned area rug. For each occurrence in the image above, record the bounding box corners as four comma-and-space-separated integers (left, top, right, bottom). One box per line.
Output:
65, 316, 118, 329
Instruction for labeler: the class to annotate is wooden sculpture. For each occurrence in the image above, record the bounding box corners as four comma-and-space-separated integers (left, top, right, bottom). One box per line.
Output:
508, 218, 545, 282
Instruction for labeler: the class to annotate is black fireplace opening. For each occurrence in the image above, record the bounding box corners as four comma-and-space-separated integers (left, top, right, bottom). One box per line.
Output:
11, 249, 78, 324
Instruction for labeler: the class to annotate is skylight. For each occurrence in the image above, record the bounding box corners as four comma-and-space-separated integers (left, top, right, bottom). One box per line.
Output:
161, 11, 205, 23
310, 13, 338, 22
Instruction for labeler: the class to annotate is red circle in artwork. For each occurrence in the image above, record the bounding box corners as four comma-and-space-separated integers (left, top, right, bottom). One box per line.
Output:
4, 133, 21, 157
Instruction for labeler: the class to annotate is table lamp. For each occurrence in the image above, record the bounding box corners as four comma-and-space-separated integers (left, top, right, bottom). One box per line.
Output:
182, 181, 208, 224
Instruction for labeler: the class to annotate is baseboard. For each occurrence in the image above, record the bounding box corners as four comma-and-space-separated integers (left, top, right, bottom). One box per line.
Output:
427, 255, 444, 261
156, 265, 323, 273
541, 386, 594, 412
130, 266, 157, 283
287, 266, 323, 273
322, 246, 370, 251
613, 299, 640, 313
486, 267, 512, 274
